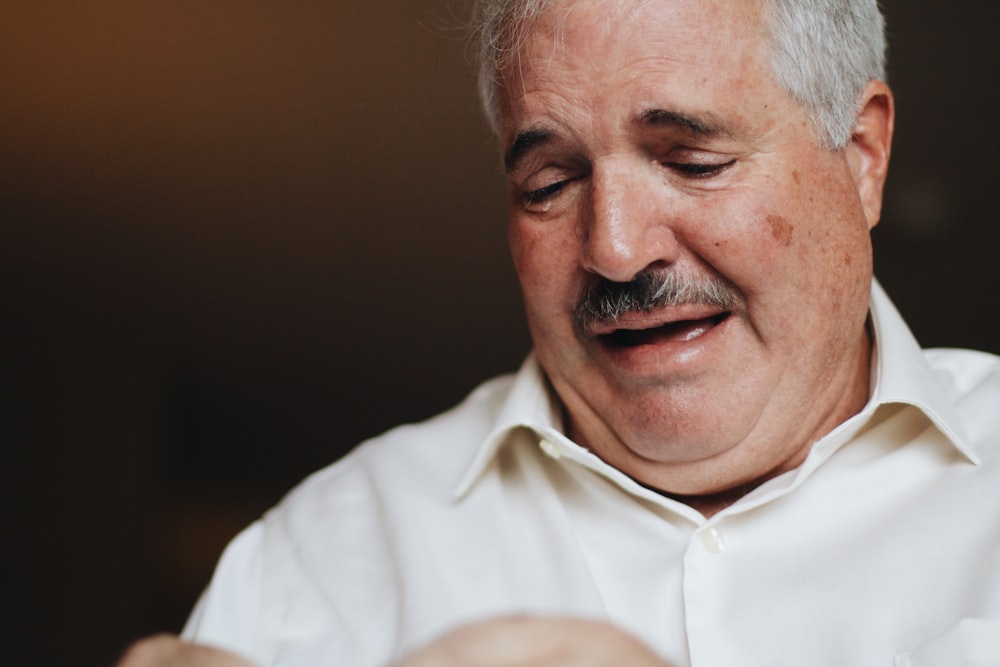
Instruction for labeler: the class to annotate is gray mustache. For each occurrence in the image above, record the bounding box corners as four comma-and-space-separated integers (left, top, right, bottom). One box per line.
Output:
573, 271, 738, 334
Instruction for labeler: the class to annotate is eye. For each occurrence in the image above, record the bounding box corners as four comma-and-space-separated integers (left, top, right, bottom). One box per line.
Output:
521, 178, 576, 208
666, 159, 737, 179
523, 180, 570, 205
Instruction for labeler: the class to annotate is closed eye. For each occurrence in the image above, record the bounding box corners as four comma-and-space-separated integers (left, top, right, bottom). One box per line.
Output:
523, 179, 572, 205
667, 159, 736, 178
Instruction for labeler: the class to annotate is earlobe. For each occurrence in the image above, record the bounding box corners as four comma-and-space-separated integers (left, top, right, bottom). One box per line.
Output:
848, 80, 895, 230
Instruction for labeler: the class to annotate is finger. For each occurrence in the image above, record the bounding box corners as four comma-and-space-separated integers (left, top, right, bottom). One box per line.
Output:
394, 616, 671, 667
115, 635, 257, 667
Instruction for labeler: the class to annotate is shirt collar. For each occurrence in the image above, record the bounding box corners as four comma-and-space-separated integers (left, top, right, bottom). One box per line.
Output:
865, 279, 977, 462
453, 352, 563, 498
454, 279, 978, 498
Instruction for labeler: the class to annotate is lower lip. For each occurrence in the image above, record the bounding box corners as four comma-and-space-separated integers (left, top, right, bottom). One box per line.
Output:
592, 313, 732, 374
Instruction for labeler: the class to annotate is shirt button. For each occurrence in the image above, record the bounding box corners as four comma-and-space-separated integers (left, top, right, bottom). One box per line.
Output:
699, 527, 726, 555
539, 439, 562, 459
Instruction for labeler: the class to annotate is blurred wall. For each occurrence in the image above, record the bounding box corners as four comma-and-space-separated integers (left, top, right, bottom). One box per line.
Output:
2, 1, 997, 665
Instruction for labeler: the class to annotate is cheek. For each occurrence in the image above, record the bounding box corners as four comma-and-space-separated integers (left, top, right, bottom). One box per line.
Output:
681, 195, 794, 286
508, 214, 539, 273
508, 217, 579, 316
766, 214, 794, 247
747, 185, 872, 322
509, 218, 548, 288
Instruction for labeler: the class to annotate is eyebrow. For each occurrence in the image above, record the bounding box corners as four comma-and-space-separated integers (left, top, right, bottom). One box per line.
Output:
638, 108, 736, 139
504, 127, 553, 173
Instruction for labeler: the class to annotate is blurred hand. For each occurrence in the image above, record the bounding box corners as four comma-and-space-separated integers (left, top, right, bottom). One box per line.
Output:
116, 617, 670, 667
393, 616, 673, 667
116, 635, 258, 667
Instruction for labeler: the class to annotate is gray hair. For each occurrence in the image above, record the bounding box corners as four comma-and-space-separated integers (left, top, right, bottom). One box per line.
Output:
471, 0, 886, 148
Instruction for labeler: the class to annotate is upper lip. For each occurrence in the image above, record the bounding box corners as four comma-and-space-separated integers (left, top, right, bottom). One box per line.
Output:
587, 304, 731, 337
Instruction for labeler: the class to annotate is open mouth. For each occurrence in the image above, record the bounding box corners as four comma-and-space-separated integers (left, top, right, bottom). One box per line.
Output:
600, 312, 730, 348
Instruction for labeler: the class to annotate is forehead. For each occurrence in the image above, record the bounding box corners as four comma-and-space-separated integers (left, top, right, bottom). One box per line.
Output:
524, 0, 766, 51
497, 0, 778, 140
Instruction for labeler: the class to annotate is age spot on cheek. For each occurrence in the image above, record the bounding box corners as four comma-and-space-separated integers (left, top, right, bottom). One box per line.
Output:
767, 214, 794, 247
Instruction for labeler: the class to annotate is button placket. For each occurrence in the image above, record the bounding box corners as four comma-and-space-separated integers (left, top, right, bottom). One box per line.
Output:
684, 523, 734, 665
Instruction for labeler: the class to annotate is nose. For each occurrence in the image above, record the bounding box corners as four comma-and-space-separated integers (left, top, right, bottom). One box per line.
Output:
580, 161, 680, 282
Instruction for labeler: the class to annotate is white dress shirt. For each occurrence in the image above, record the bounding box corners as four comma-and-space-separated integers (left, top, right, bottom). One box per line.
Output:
184, 282, 1000, 667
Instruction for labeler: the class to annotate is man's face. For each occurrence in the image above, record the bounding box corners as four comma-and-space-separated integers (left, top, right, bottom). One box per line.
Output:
500, 0, 891, 498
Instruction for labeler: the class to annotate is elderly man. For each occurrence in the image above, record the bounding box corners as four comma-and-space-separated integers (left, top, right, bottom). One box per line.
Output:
120, 0, 1000, 665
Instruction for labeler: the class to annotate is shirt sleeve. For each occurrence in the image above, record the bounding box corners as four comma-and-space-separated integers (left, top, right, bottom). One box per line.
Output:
181, 521, 265, 660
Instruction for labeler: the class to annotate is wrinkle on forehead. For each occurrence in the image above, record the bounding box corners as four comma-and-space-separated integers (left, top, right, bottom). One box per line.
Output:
498, 0, 775, 151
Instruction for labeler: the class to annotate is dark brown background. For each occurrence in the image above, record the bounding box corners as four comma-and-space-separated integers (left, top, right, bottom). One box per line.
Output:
3, 1, 998, 665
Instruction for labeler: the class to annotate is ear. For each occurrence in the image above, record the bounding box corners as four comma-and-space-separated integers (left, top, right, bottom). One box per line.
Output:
846, 80, 895, 230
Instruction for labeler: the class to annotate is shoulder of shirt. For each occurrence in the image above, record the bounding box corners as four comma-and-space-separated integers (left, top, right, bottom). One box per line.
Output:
922, 346, 1000, 396
919, 346, 1000, 463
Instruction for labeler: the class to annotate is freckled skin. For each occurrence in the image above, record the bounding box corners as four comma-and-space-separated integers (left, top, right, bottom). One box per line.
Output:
501, 0, 894, 512
767, 214, 794, 246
